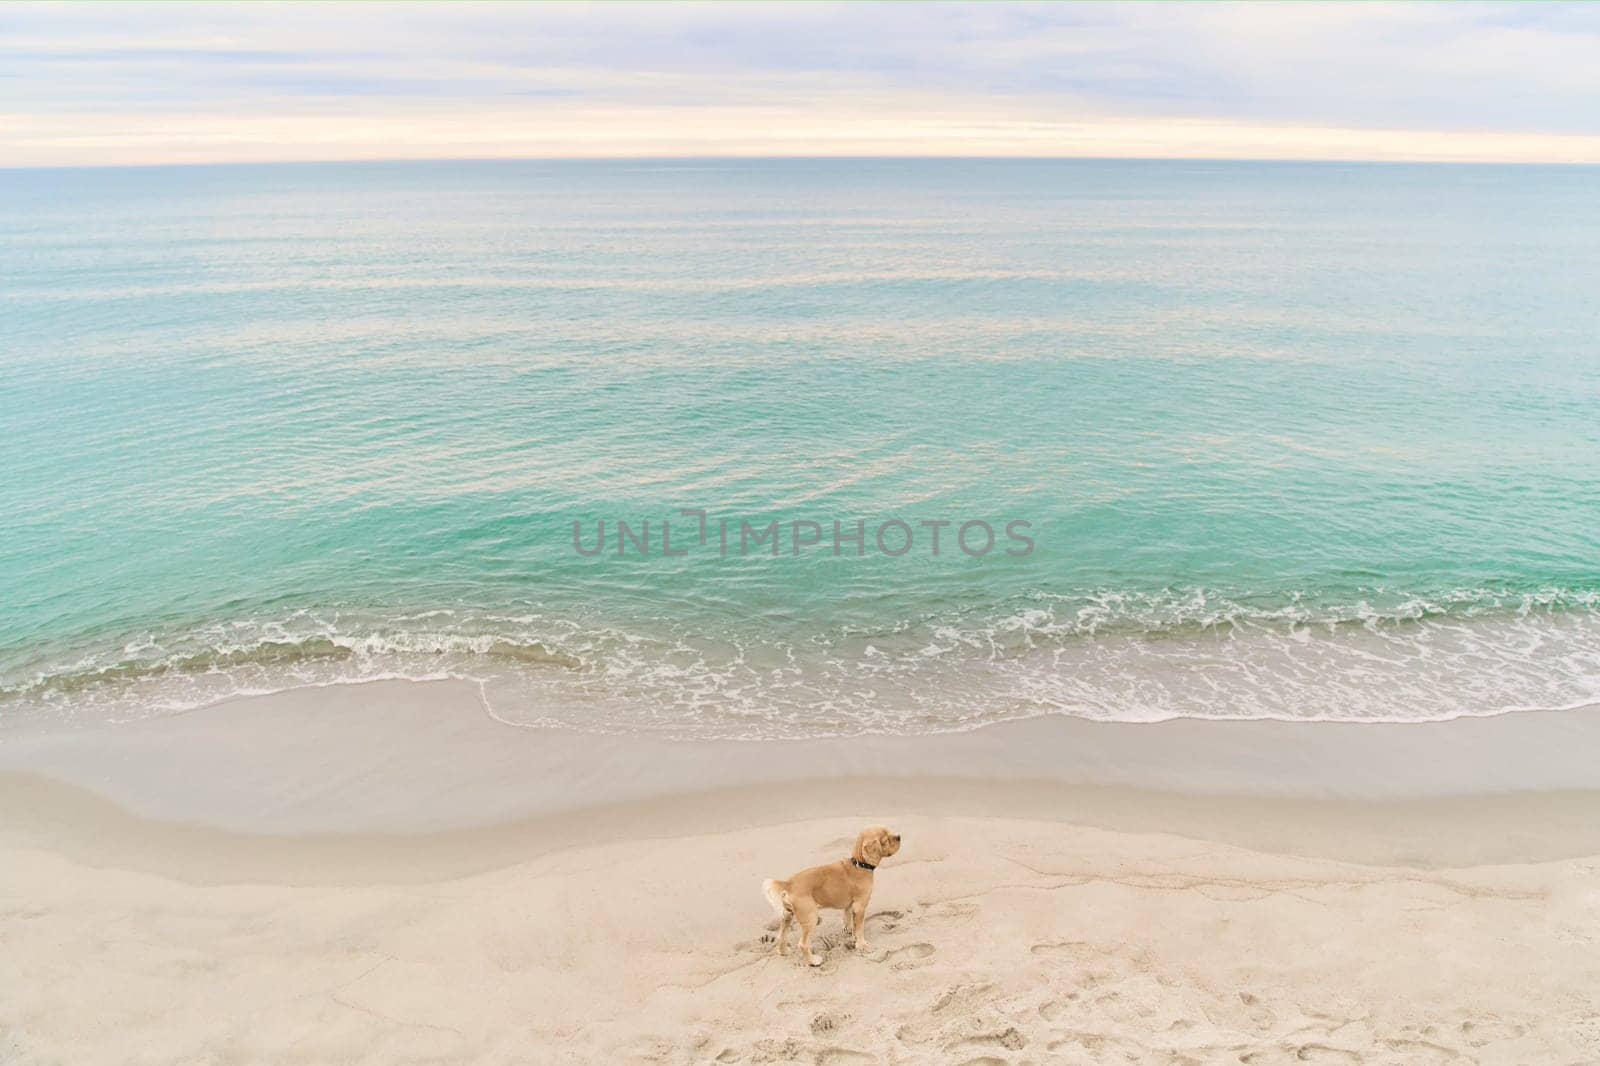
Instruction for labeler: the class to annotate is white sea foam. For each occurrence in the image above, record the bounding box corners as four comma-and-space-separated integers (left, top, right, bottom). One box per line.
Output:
4, 593, 1599, 741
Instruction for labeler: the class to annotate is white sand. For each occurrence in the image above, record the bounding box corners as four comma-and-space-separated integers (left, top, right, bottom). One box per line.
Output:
4, 681, 1600, 1064
4, 785, 1599, 1065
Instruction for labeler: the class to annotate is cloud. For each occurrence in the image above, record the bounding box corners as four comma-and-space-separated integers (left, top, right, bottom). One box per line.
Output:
2, 2, 1598, 166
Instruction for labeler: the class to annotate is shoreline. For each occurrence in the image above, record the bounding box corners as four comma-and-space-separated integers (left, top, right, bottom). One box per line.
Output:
5, 677, 1600, 835
4, 678, 1600, 877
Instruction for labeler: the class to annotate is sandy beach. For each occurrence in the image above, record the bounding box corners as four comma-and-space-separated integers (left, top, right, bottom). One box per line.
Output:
4, 681, 1600, 1065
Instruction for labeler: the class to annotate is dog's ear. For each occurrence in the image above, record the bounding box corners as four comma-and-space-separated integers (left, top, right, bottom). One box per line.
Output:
858, 825, 887, 865
882, 827, 900, 856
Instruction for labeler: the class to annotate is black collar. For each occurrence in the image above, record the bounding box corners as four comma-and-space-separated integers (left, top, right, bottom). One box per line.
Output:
850, 858, 876, 872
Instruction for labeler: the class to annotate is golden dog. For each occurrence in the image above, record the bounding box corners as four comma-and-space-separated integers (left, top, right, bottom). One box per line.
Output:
762, 825, 901, 966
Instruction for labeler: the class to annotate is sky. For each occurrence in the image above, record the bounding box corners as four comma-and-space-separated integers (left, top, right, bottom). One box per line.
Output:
4, 1, 1600, 167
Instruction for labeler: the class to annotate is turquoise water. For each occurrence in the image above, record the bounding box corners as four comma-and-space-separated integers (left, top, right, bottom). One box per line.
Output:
3, 159, 1599, 738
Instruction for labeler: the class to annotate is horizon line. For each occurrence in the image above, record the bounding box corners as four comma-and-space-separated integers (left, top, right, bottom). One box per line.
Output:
6, 153, 1600, 174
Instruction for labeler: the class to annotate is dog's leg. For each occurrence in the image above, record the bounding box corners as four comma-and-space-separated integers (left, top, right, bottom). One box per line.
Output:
851, 899, 870, 952
794, 899, 822, 966
773, 911, 791, 956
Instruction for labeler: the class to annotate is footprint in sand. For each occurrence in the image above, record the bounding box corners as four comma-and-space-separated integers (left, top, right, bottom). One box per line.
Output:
946, 1027, 1027, 1053
814, 1050, 873, 1065
866, 909, 904, 932
1236, 990, 1276, 1030
1380, 1036, 1473, 1063
1571, 1014, 1600, 1050
880, 942, 935, 967
1030, 942, 1129, 994
1291, 1044, 1361, 1062
1047, 1033, 1109, 1055
1029, 940, 1101, 960
1459, 1018, 1527, 1048
810, 1011, 850, 1036
893, 1023, 929, 1046
746, 1037, 806, 1064
921, 900, 979, 919
928, 982, 996, 1015
951, 1058, 1007, 1066
1038, 993, 1083, 1022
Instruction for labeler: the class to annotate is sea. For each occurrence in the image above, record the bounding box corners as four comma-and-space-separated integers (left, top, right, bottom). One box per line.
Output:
3, 158, 1598, 739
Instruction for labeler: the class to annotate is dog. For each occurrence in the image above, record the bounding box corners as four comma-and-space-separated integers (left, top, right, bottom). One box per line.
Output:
762, 825, 901, 966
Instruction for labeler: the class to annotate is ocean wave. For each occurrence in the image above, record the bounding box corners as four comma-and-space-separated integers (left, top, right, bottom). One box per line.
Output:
3, 588, 1599, 739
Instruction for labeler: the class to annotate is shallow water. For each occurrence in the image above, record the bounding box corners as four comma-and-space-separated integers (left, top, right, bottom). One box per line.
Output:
3, 159, 1598, 737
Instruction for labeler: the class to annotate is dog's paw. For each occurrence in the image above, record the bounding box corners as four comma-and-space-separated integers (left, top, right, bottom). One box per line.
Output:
807, 953, 823, 967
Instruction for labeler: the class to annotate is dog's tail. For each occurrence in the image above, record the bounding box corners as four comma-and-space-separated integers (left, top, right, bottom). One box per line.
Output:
762, 878, 791, 917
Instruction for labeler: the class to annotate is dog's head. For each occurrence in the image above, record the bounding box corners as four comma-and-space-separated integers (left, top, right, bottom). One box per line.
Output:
853, 825, 902, 867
